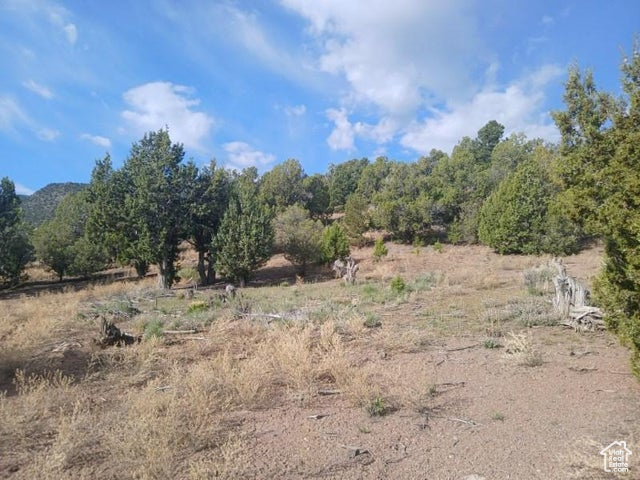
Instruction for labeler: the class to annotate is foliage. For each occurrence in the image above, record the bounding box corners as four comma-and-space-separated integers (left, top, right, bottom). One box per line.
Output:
184, 161, 230, 285
87, 130, 191, 288
259, 158, 307, 211
390, 276, 406, 294
328, 158, 369, 211
0, 177, 34, 286
373, 238, 388, 262
321, 223, 350, 263
552, 43, 640, 376
34, 191, 107, 280
274, 205, 324, 275
342, 193, 370, 246
214, 169, 274, 287
478, 147, 580, 255
20, 182, 86, 227
302, 173, 330, 219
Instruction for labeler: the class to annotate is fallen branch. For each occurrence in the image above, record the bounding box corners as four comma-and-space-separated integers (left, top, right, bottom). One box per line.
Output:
318, 389, 342, 396
164, 329, 198, 334
446, 344, 478, 352
307, 414, 330, 420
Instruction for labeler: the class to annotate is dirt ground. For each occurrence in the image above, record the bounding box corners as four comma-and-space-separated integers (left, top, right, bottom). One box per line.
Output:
0, 243, 638, 479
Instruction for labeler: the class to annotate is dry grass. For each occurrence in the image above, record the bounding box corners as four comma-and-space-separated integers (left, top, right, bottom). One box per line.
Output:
0, 243, 624, 478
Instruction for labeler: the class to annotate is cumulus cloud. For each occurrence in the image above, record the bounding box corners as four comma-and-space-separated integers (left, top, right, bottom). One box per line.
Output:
223, 141, 275, 171
401, 65, 563, 154
283, 1, 564, 154
282, 0, 480, 114
37, 128, 60, 141
326, 108, 398, 151
22, 80, 53, 99
81, 133, 111, 148
121, 82, 214, 151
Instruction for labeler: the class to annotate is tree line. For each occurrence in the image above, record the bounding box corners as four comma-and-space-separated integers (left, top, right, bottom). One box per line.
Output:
1, 41, 639, 373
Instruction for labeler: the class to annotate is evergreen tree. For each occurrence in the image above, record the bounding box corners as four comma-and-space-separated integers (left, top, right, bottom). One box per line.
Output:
274, 205, 324, 275
214, 169, 273, 286
0, 177, 34, 286
552, 43, 640, 376
478, 147, 579, 255
120, 129, 189, 288
184, 161, 230, 285
321, 223, 350, 263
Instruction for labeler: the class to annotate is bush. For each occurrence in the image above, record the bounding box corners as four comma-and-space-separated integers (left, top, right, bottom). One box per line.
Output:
373, 238, 388, 262
478, 148, 580, 255
390, 276, 406, 294
321, 223, 350, 263
274, 205, 324, 275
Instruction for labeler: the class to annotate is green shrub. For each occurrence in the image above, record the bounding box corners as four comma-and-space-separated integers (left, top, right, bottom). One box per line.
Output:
432, 241, 443, 253
390, 276, 406, 294
144, 318, 164, 340
373, 238, 388, 262
187, 301, 209, 314
321, 223, 350, 263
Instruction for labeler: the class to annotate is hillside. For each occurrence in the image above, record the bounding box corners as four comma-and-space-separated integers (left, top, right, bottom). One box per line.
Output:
0, 244, 637, 479
20, 182, 87, 227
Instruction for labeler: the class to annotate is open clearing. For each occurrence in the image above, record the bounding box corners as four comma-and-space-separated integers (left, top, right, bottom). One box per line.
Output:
1, 244, 638, 479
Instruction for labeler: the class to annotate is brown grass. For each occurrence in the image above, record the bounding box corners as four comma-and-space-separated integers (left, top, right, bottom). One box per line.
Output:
0, 242, 627, 479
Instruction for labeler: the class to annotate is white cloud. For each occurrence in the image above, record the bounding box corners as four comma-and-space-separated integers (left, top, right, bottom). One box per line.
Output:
541, 15, 554, 26
81, 133, 111, 148
15, 183, 35, 196
22, 80, 53, 99
326, 108, 399, 151
37, 128, 60, 141
401, 65, 563, 154
63, 23, 77, 44
284, 104, 306, 116
223, 141, 275, 171
0, 96, 29, 132
326, 108, 355, 151
121, 82, 214, 151
281, 0, 481, 114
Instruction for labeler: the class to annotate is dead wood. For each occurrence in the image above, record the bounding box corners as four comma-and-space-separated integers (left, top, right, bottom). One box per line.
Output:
550, 258, 605, 332
96, 317, 141, 347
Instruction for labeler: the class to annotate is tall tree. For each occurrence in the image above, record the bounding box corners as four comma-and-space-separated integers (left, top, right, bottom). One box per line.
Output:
328, 158, 369, 211
302, 173, 330, 220
259, 158, 307, 211
0, 177, 34, 286
184, 161, 230, 285
214, 169, 273, 287
552, 43, 640, 376
121, 129, 189, 288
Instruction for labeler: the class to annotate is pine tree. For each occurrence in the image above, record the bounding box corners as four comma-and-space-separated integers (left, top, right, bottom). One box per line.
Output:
214, 169, 273, 286
0, 177, 34, 285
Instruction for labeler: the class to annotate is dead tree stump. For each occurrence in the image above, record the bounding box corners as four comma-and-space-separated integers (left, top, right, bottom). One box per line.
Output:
332, 256, 359, 284
97, 317, 141, 347
551, 258, 604, 331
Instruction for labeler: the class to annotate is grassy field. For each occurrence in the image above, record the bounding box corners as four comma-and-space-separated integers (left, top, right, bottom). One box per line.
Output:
1, 243, 638, 479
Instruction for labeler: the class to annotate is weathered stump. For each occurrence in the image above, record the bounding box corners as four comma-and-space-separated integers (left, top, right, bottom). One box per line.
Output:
97, 317, 141, 347
550, 258, 604, 331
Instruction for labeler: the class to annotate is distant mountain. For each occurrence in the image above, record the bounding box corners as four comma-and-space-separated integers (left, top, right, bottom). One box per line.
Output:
21, 182, 87, 227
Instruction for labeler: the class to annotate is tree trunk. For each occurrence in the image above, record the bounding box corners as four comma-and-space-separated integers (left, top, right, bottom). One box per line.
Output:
197, 250, 207, 285
157, 258, 168, 290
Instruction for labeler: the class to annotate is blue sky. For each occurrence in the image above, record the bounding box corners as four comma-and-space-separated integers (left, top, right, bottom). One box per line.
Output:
1, 1, 638, 195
